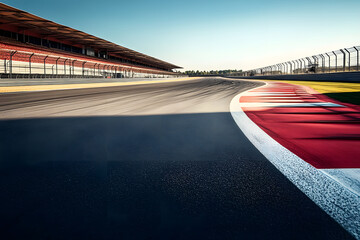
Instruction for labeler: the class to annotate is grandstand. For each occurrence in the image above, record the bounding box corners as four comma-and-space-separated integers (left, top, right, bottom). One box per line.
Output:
0, 3, 181, 78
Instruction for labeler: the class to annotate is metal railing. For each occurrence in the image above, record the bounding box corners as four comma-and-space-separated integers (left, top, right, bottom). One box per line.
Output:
0, 48, 176, 79
240, 46, 360, 77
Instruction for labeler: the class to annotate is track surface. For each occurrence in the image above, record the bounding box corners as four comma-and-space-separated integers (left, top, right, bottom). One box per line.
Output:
0, 78, 353, 239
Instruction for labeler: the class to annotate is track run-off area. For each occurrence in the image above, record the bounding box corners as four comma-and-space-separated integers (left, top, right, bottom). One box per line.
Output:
0, 77, 358, 239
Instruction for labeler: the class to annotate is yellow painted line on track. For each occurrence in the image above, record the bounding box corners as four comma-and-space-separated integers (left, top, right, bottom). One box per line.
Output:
0, 77, 200, 93
262, 80, 360, 94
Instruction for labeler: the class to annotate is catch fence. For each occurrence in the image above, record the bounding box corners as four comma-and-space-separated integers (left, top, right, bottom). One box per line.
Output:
241, 46, 359, 76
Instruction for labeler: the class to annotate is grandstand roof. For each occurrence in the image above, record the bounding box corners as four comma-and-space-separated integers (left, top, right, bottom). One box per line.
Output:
0, 3, 181, 70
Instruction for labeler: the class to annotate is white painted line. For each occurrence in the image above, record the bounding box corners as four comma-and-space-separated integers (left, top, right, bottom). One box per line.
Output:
260, 100, 306, 103
259, 96, 303, 99
230, 84, 360, 239
239, 102, 345, 108
245, 92, 299, 96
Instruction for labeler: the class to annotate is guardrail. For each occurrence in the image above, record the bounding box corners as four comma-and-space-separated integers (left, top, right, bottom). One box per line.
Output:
240, 46, 360, 77
0, 47, 177, 79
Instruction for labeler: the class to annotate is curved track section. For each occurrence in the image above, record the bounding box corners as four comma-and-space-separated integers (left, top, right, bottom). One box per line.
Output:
0, 78, 353, 239
230, 83, 360, 239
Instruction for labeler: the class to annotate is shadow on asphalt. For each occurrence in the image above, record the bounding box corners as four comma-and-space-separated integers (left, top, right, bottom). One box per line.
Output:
0, 114, 353, 240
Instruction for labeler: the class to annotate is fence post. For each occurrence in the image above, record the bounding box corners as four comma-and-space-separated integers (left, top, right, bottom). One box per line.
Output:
82, 61, 86, 77
332, 51, 337, 72
319, 54, 325, 73
312, 55, 317, 65
9, 51, 17, 78
70, 60, 75, 77
313, 56, 319, 73
55, 57, 60, 76
340, 49, 346, 72
344, 48, 351, 71
292, 60, 297, 74
298, 59, 302, 73
29, 53, 34, 78
300, 59, 305, 73
315, 54, 322, 72
305, 57, 311, 73
44, 55, 48, 78
296, 60, 300, 73
64, 59, 68, 76
355, 46, 359, 71
296, 60, 300, 74
325, 53, 330, 73
283, 63, 286, 74
69, 60, 73, 77
288, 62, 292, 74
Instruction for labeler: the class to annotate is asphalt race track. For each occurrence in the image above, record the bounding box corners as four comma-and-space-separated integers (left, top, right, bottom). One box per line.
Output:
0, 78, 353, 239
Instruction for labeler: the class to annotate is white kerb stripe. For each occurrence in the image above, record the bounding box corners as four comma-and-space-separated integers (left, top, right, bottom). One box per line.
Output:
230, 83, 360, 239
245, 92, 299, 96
239, 102, 345, 108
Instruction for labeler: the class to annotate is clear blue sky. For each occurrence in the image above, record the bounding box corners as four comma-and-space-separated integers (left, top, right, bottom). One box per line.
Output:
3, 0, 360, 71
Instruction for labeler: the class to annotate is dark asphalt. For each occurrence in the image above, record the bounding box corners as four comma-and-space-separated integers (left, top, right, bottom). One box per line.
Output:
0, 78, 353, 239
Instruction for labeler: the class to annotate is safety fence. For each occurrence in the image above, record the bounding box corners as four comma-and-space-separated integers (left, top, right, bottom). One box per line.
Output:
240, 46, 360, 76
0, 47, 176, 79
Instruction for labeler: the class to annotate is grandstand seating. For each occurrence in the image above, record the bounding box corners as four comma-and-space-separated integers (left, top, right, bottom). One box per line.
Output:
0, 3, 181, 78
0, 36, 175, 78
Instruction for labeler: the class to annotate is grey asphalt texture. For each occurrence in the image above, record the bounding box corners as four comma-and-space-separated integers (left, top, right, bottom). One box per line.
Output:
0, 77, 353, 239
